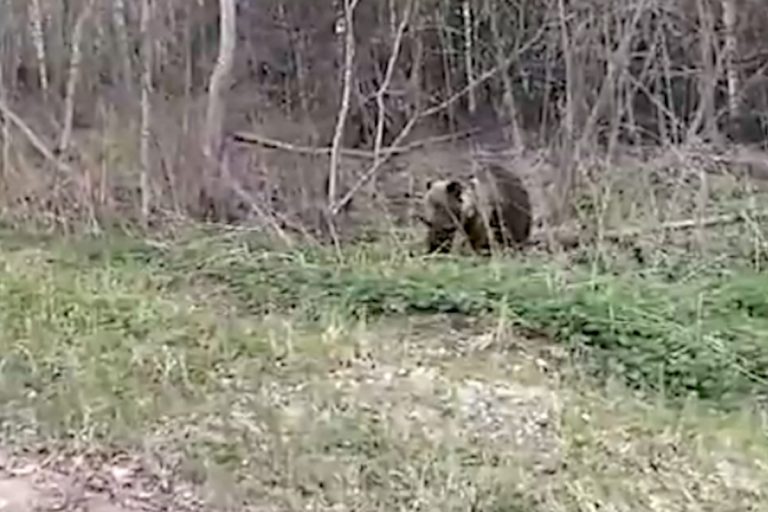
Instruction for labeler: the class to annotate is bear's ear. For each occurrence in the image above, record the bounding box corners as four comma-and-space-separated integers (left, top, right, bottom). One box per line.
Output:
446, 180, 462, 197
425, 179, 434, 190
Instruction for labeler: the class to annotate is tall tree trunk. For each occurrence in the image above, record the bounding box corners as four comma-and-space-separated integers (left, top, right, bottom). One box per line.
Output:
488, 0, 523, 148
112, 0, 134, 95
28, 0, 49, 100
328, 0, 360, 207
57, 0, 96, 155
721, 0, 740, 120
202, 0, 237, 189
140, 0, 154, 225
687, 0, 718, 142
462, 0, 476, 114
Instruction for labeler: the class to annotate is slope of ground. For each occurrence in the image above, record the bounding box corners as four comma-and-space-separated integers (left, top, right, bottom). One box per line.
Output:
0, 228, 766, 511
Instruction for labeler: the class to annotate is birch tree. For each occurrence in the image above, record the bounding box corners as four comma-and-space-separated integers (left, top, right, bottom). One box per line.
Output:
202, 0, 237, 176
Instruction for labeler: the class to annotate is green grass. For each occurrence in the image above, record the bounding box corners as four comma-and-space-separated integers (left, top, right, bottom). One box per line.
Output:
135, 230, 768, 406
0, 227, 766, 510
1, 229, 767, 424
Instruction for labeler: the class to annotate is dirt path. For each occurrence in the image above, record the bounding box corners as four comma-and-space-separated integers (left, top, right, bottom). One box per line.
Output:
0, 448, 203, 512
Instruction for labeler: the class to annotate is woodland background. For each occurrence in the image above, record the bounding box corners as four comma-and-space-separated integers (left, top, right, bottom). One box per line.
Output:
2, 0, 768, 244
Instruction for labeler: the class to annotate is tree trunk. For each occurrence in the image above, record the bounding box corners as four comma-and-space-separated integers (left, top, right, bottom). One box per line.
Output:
28, 0, 49, 100
57, 0, 96, 155
202, 0, 237, 195
722, 0, 740, 120
140, 0, 154, 225
112, 0, 134, 95
328, 0, 360, 207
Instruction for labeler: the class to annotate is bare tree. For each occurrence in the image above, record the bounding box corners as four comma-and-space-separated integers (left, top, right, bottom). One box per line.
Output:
462, 0, 476, 114
373, 0, 415, 166
487, 0, 523, 148
0, 55, 9, 178
552, 0, 577, 224
328, 0, 361, 207
140, 0, 154, 224
28, 0, 49, 100
688, 0, 719, 142
1, 0, 768, 238
58, 0, 96, 155
112, 0, 134, 94
202, 0, 237, 178
721, 0, 740, 120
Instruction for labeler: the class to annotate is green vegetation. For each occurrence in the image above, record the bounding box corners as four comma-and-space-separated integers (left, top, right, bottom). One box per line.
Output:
2, 229, 767, 424
0, 228, 766, 510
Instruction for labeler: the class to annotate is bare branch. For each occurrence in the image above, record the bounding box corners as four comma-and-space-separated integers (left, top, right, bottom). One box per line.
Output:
721, 0, 740, 119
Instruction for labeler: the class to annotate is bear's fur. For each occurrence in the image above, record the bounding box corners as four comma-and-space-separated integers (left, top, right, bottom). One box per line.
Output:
420, 164, 532, 255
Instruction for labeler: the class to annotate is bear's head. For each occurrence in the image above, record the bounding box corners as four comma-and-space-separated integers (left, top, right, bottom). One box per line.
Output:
420, 179, 465, 253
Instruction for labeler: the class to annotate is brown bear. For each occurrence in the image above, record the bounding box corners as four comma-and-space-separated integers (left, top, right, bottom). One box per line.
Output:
420, 164, 532, 255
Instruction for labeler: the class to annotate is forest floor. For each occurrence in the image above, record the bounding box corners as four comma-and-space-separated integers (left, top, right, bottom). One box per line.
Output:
0, 227, 766, 511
